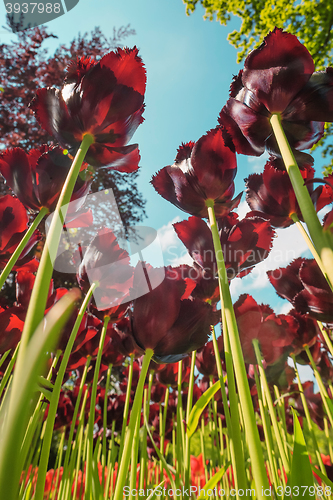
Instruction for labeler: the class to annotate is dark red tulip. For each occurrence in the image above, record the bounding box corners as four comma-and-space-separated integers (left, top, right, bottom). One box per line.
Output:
101, 326, 126, 366
234, 294, 296, 365
112, 317, 143, 358
52, 391, 75, 430
295, 339, 322, 366
245, 157, 333, 228
30, 48, 146, 171
156, 357, 191, 388
151, 127, 241, 218
268, 258, 333, 323
317, 351, 333, 384
0, 305, 25, 354
16, 271, 54, 310
132, 265, 216, 362
0, 146, 91, 214
0, 195, 41, 271
220, 28, 333, 157
150, 383, 167, 403
293, 381, 325, 430
90, 302, 129, 325
288, 310, 319, 354
77, 227, 133, 310
195, 336, 224, 378
174, 212, 274, 280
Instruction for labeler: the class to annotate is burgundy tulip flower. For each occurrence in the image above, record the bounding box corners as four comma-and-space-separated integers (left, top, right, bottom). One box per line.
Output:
245, 157, 333, 228
0, 195, 41, 271
220, 28, 333, 157
174, 212, 275, 280
151, 127, 241, 218
0, 305, 25, 354
234, 294, 296, 365
288, 309, 319, 354
101, 327, 126, 366
293, 381, 325, 430
156, 357, 191, 388
112, 317, 144, 358
268, 258, 333, 323
195, 336, 224, 378
30, 48, 146, 171
131, 265, 216, 362
77, 227, 134, 310
0, 146, 91, 214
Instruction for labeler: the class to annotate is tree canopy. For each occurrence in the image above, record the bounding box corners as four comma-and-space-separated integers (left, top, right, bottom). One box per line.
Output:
0, 23, 146, 226
183, 0, 333, 169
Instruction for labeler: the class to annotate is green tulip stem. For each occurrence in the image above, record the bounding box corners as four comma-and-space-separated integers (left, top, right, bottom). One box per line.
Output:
0, 206, 48, 290
185, 350, 196, 490
102, 363, 113, 476
291, 354, 326, 475
253, 365, 280, 488
270, 113, 333, 288
290, 213, 333, 292
212, 324, 247, 495
139, 371, 153, 491
16, 133, 94, 361
113, 348, 153, 500
317, 322, 333, 358
85, 315, 110, 500
252, 338, 290, 474
176, 359, 184, 485
0, 344, 19, 403
160, 386, 169, 482
33, 281, 97, 500
304, 345, 333, 428
0, 350, 10, 373
118, 353, 135, 463
206, 199, 271, 497
57, 357, 91, 500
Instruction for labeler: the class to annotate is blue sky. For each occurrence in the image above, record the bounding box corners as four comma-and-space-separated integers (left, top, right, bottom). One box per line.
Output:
0, 0, 324, 317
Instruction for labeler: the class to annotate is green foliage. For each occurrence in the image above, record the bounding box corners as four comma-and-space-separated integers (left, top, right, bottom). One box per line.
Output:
290, 410, 314, 498
187, 379, 221, 438
183, 0, 333, 170
183, 0, 333, 67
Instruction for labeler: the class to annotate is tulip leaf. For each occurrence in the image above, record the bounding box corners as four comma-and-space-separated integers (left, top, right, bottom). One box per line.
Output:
290, 408, 314, 499
324, 396, 333, 420
144, 414, 177, 492
146, 481, 165, 500
196, 462, 230, 500
0, 289, 80, 500
187, 379, 223, 437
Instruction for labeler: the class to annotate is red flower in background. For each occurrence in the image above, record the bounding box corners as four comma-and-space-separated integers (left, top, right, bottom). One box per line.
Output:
174, 212, 274, 280
77, 227, 133, 310
288, 310, 320, 354
190, 454, 206, 489
30, 48, 146, 171
220, 28, 333, 157
268, 258, 333, 323
245, 156, 333, 228
195, 336, 224, 378
0, 146, 91, 214
234, 294, 296, 365
132, 266, 216, 362
151, 127, 241, 218
0, 195, 41, 271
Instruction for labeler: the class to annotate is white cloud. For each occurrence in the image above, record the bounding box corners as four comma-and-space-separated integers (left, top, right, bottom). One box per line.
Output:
236, 200, 249, 219
230, 222, 311, 300
157, 216, 193, 267
247, 151, 269, 173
